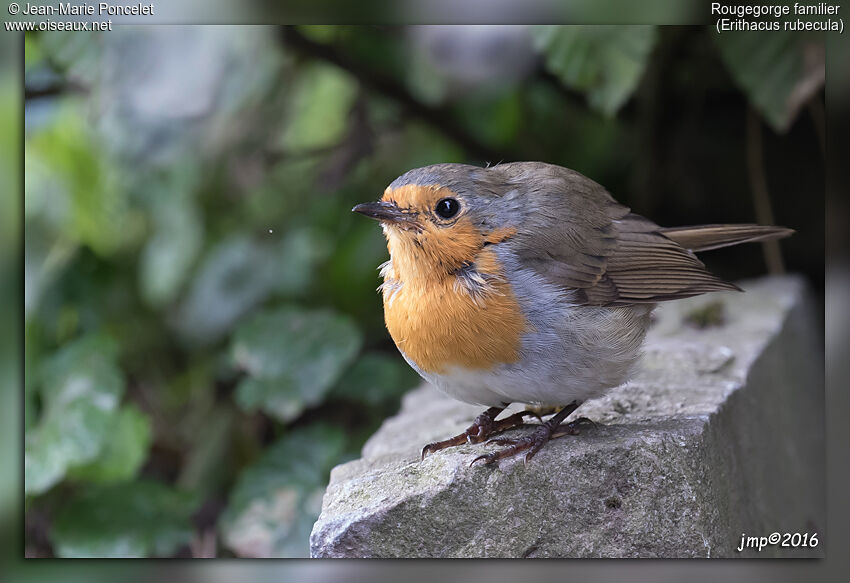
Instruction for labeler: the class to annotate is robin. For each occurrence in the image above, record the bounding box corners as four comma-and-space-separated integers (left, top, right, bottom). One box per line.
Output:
353, 162, 792, 466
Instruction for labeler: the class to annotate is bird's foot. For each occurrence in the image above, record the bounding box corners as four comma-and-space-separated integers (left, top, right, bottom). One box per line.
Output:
551, 417, 597, 438
469, 403, 592, 467
421, 406, 541, 460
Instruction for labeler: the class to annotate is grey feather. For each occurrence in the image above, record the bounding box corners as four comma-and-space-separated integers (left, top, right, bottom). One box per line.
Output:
485, 163, 788, 305
659, 224, 795, 252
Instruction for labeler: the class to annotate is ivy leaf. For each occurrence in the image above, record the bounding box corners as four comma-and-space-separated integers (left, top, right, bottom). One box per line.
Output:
231, 306, 362, 422
67, 404, 152, 484
235, 378, 305, 424
220, 424, 346, 557
714, 30, 824, 133
25, 335, 124, 496
531, 25, 658, 115
176, 229, 330, 346
175, 235, 280, 346
52, 481, 200, 558
25, 104, 131, 256
331, 352, 419, 407
138, 165, 204, 308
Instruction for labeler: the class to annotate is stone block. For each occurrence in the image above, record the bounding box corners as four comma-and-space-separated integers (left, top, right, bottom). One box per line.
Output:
310, 276, 824, 558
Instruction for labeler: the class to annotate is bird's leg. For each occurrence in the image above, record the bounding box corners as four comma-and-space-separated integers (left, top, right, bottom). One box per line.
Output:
471, 401, 590, 466
550, 416, 597, 438
524, 404, 559, 417
421, 405, 540, 460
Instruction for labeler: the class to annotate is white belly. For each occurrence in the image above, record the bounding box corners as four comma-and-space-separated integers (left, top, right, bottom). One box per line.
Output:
393, 249, 653, 408
399, 296, 653, 407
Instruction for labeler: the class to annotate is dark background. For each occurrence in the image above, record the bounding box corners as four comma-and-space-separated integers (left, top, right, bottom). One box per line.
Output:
22, 25, 824, 558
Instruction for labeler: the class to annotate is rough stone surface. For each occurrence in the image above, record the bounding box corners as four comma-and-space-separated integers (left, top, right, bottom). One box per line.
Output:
311, 276, 824, 558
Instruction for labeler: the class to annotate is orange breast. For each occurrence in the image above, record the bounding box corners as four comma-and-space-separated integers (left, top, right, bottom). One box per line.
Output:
382, 248, 527, 374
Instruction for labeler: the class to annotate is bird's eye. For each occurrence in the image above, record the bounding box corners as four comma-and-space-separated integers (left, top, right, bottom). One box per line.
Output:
434, 197, 460, 220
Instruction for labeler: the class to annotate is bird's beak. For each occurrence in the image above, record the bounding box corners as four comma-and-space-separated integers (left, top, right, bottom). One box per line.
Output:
352, 201, 415, 224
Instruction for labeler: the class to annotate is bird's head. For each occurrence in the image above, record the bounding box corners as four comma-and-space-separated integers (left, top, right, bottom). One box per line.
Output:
352, 164, 518, 280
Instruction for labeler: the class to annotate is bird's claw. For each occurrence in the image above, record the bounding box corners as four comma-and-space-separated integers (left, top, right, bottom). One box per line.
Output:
470, 433, 546, 466
484, 436, 519, 446
470, 405, 597, 467
421, 408, 538, 460
421, 437, 464, 460
550, 416, 596, 438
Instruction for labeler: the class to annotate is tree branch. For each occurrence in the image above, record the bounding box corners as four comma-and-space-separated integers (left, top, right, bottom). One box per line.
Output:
25, 77, 90, 101
746, 107, 785, 274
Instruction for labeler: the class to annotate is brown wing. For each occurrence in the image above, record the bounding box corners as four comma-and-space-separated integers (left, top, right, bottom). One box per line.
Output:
496, 162, 744, 306
659, 223, 794, 252
597, 213, 742, 305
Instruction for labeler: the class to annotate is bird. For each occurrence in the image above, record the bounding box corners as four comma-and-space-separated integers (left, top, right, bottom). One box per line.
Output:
352, 162, 793, 466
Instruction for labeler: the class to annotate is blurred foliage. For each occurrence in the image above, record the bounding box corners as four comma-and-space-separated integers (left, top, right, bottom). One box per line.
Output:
25, 335, 126, 496
23, 25, 824, 558
52, 481, 200, 558
232, 306, 362, 422
220, 424, 346, 557
533, 25, 659, 115
715, 31, 825, 133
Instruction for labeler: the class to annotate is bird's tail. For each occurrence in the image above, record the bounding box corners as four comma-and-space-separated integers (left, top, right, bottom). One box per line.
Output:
659, 224, 794, 253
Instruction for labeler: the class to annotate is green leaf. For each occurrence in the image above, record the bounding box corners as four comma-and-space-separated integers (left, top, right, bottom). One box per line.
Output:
714, 31, 824, 133
281, 63, 358, 152
139, 166, 204, 308
175, 235, 280, 346
52, 481, 200, 558
531, 25, 658, 115
25, 104, 132, 256
220, 424, 346, 557
25, 335, 125, 496
231, 306, 362, 422
331, 352, 420, 407
140, 195, 203, 308
176, 228, 329, 346
235, 378, 304, 423
68, 404, 152, 484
